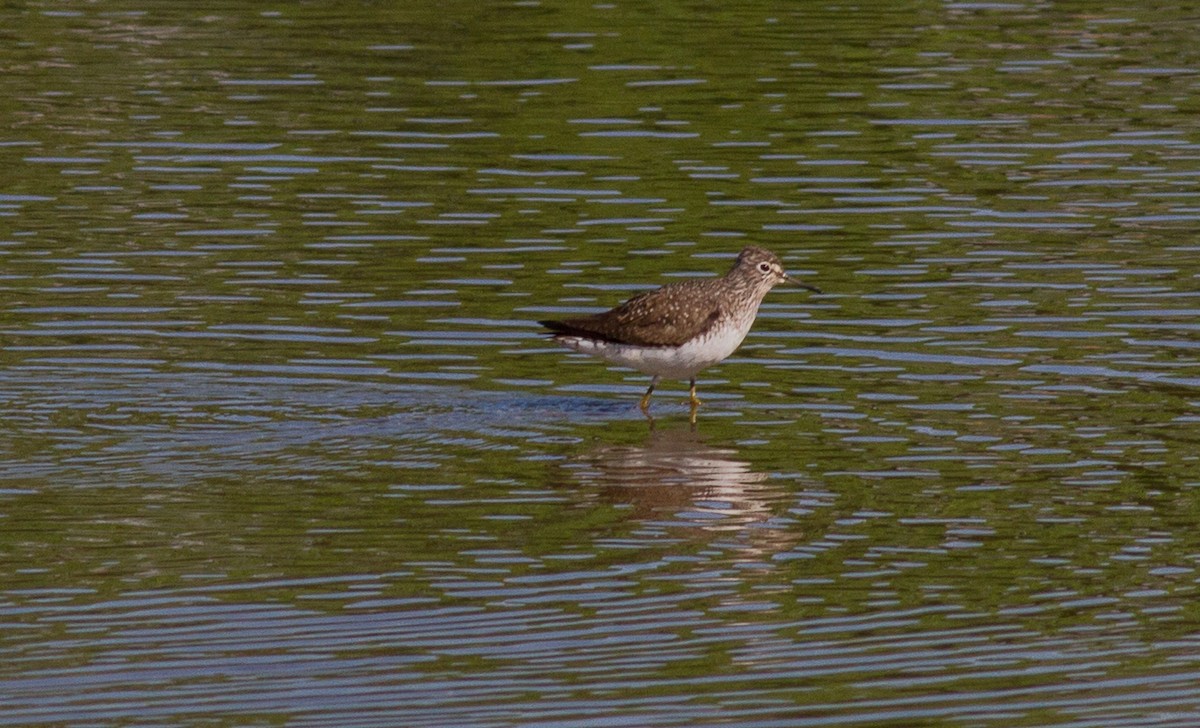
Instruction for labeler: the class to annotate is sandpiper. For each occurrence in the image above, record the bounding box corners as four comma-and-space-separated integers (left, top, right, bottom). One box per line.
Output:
539, 246, 819, 416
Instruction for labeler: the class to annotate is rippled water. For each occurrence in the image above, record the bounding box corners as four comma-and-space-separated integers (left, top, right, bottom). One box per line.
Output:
5, 1, 1200, 725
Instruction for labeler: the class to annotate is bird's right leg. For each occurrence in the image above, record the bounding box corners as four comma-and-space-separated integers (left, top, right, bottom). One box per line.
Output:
639, 376, 659, 414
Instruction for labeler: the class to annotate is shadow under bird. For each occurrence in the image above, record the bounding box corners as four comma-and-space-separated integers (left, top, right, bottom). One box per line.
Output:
539, 246, 820, 416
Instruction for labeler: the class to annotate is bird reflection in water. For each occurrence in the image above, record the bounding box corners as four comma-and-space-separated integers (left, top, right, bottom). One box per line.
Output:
565, 426, 799, 555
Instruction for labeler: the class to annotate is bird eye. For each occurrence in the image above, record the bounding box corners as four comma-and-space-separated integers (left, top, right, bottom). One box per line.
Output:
757, 262, 772, 273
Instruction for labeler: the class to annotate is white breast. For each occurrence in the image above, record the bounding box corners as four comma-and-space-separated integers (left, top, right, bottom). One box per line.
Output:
555, 317, 753, 380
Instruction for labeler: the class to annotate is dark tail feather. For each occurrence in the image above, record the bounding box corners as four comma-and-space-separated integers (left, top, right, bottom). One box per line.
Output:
539, 319, 579, 336
540, 319, 611, 341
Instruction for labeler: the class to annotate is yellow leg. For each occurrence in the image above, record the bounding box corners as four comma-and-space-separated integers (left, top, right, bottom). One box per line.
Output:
688, 379, 700, 425
639, 377, 659, 414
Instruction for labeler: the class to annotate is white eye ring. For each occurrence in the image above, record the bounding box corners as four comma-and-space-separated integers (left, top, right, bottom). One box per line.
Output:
757, 262, 772, 273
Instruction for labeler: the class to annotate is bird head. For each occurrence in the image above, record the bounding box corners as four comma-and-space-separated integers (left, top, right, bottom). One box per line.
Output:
736, 246, 821, 293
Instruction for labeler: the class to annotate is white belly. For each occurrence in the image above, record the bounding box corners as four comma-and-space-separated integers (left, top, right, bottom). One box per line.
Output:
554, 323, 751, 380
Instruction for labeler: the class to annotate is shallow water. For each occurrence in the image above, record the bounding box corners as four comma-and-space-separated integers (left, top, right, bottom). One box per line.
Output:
4, 1, 1200, 725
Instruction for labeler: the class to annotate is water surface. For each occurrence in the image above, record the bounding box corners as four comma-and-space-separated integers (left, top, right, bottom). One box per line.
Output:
4, 1, 1200, 725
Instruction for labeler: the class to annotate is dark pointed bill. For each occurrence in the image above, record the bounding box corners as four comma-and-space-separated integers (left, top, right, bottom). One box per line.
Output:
782, 274, 821, 294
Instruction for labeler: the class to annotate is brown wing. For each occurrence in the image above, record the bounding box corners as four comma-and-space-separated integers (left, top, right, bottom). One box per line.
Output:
540, 280, 722, 347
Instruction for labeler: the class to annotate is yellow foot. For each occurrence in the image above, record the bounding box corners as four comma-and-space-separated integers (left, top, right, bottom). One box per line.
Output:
640, 395, 655, 426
